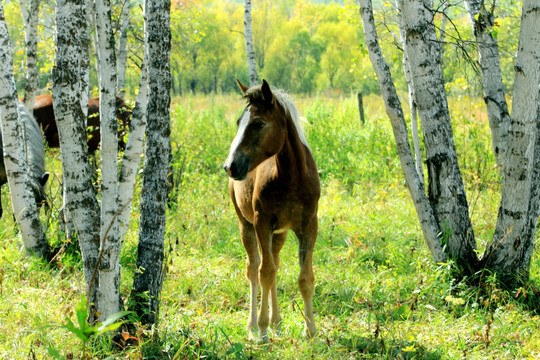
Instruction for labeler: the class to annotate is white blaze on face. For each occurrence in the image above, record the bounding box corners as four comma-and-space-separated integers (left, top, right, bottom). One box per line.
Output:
225, 106, 251, 167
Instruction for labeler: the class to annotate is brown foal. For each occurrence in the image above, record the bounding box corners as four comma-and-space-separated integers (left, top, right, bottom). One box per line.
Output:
224, 79, 320, 342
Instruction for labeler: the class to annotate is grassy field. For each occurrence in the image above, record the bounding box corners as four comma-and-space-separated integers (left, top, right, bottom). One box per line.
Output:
1, 93, 539, 359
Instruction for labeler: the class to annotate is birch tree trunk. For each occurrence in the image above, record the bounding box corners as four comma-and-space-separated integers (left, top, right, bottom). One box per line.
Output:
464, 0, 510, 166
19, 0, 40, 111
395, 1, 424, 187
52, 0, 101, 322
244, 0, 258, 86
483, 0, 540, 285
116, 0, 131, 99
359, 0, 445, 263
396, 0, 478, 271
465, 0, 510, 165
118, 62, 148, 244
0, 3, 47, 257
94, 0, 121, 321
130, 0, 171, 325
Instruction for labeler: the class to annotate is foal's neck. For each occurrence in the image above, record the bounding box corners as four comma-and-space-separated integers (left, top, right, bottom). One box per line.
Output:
275, 114, 309, 181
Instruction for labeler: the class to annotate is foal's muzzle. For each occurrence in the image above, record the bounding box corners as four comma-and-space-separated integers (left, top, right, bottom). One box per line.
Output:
224, 153, 249, 180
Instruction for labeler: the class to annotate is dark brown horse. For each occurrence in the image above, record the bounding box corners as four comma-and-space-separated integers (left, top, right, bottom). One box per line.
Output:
224, 79, 320, 342
32, 94, 132, 152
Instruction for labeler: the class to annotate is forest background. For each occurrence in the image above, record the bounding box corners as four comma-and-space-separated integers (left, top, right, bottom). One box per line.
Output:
4, 0, 521, 98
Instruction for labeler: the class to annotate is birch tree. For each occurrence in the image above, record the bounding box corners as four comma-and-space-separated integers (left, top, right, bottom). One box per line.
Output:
359, 0, 540, 287
464, 0, 510, 166
19, 0, 40, 111
130, 0, 171, 325
94, 0, 122, 319
52, 0, 102, 321
243, 0, 258, 86
0, 2, 47, 258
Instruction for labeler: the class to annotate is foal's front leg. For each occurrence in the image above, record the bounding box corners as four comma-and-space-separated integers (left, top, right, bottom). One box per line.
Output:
239, 220, 260, 339
255, 221, 276, 343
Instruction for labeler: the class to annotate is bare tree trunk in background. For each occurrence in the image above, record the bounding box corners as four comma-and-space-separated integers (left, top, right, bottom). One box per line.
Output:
130, 0, 171, 325
95, 0, 122, 321
464, 0, 510, 167
0, 3, 47, 258
116, 0, 131, 99
483, 0, 540, 285
397, 0, 478, 271
87, 0, 100, 83
20, 0, 40, 111
53, 0, 102, 323
359, 0, 445, 263
244, 0, 258, 86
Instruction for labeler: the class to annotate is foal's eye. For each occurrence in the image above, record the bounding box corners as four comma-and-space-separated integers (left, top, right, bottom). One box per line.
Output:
252, 120, 265, 129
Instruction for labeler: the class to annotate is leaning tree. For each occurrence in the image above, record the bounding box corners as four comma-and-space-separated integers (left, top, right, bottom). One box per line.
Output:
359, 0, 540, 288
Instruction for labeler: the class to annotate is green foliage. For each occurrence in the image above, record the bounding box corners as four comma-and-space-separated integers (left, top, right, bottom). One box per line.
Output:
44, 295, 132, 359
4, 0, 522, 97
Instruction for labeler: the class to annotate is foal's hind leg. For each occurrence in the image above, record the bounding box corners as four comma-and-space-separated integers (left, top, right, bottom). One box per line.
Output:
239, 219, 260, 339
269, 232, 287, 335
295, 218, 318, 338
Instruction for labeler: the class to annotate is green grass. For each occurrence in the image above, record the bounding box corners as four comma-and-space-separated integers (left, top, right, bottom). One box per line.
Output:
1, 93, 540, 359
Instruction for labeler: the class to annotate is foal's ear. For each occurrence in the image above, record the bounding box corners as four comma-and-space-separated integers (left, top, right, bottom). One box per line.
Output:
236, 79, 249, 94
261, 79, 274, 105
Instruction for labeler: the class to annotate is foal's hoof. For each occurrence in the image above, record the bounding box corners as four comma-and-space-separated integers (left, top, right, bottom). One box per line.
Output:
259, 334, 270, 344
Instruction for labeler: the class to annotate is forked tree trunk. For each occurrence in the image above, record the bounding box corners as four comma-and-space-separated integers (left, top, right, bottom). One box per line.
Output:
0, 3, 47, 258
95, 0, 121, 321
244, 0, 258, 86
362, 0, 540, 287
130, 0, 171, 325
396, 0, 478, 271
116, 0, 131, 99
19, 0, 40, 111
464, 0, 510, 166
52, 0, 101, 322
359, 0, 445, 263
483, 0, 540, 285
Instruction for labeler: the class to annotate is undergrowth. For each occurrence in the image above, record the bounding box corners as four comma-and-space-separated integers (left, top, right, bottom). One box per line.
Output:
0, 94, 539, 359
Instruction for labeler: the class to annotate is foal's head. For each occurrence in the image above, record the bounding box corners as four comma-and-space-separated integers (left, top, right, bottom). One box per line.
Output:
224, 79, 286, 180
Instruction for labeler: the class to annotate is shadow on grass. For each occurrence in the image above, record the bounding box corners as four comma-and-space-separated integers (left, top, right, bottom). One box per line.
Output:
340, 335, 442, 360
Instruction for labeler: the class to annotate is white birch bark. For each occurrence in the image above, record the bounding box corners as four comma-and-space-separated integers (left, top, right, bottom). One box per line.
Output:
484, 0, 540, 284
118, 62, 147, 244
464, 0, 510, 166
52, 0, 101, 321
0, 4, 47, 257
20, 0, 40, 111
116, 0, 131, 99
244, 0, 258, 86
395, 0, 424, 186
94, 0, 121, 321
396, 0, 478, 270
130, 0, 171, 325
359, 0, 445, 263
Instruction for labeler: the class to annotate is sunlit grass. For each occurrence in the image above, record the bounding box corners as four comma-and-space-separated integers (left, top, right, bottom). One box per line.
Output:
0, 93, 539, 359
